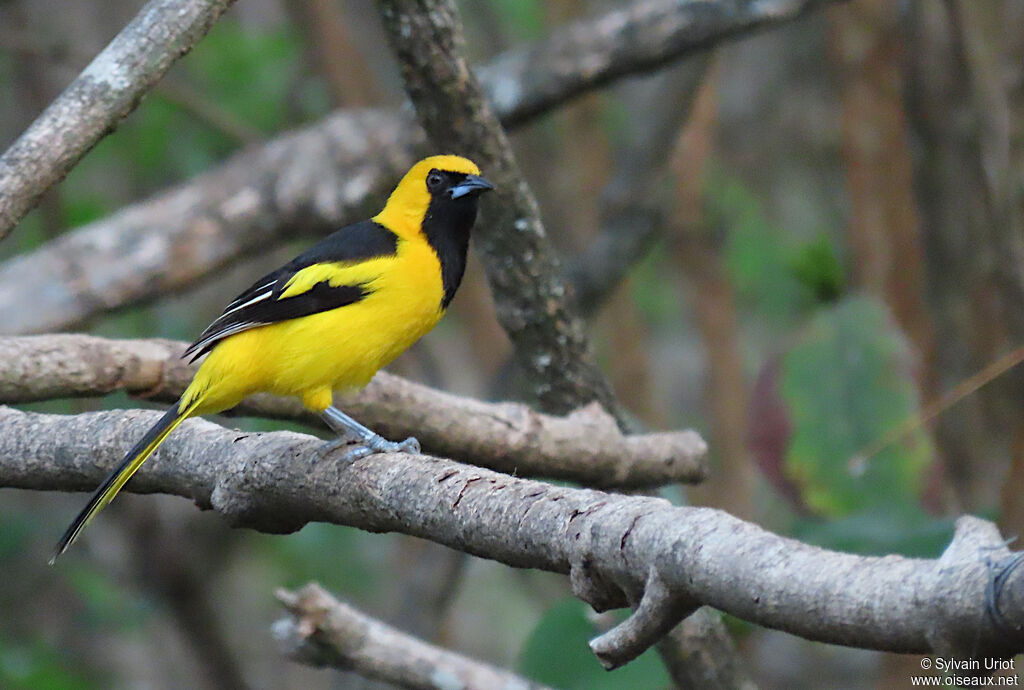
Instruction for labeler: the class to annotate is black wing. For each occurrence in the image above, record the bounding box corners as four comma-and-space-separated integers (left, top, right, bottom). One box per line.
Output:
182, 221, 399, 362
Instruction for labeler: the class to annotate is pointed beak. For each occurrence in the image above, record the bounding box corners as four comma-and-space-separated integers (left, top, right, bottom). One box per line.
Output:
449, 174, 495, 200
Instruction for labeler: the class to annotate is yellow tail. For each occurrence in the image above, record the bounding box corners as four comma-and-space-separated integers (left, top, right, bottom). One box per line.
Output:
50, 400, 196, 563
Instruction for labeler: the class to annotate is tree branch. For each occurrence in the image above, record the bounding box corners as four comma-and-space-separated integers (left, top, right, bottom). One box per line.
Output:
0, 0, 238, 239
274, 583, 549, 690
0, 334, 706, 488
0, 0, 844, 334
0, 109, 416, 334
378, 0, 617, 416
7, 407, 1022, 667
478, 0, 845, 129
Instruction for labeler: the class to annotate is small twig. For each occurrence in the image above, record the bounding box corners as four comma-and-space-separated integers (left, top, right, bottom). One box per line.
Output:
850, 346, 1024, 465
274, 583, 550, 689
589, 569, 698, 670
0, 0, 238, 239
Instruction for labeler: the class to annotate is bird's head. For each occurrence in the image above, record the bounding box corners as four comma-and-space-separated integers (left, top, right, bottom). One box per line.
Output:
375, 155, 493, 238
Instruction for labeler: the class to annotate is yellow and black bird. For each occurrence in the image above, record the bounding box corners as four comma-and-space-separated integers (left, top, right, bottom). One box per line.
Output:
51, 155, 493, 562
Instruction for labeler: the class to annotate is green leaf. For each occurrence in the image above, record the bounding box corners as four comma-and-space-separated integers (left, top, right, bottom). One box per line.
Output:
185, 21, 306, 134
789, 234, 844, 304
780, 295, 932, 517
65, 565, 148, 631
0, 638, 97, 690
518, 598, 670, 689
793, 505, 955, 557
708, 173, 807, 323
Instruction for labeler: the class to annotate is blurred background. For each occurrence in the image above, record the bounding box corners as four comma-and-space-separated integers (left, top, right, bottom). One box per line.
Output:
1, 0, 1022, 687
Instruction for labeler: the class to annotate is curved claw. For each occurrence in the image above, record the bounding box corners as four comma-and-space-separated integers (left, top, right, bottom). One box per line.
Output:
366, 435, 421, 455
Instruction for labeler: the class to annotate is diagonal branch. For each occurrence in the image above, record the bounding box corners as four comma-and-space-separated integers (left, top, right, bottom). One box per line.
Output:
0, 0, 845, 334
0, 0, 238, 239
6, 407, 1023, 667
274, 583, 550, 689
479, 0, 846, 128
0, 334, 706, 488
378, 0, 616, 416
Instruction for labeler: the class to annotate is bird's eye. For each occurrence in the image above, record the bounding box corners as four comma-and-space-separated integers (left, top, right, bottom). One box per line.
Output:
426, 170, 444, 192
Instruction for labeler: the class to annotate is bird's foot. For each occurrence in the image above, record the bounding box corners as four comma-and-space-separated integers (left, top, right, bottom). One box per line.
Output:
312, 434, 420, 464
366, 434, 420, 456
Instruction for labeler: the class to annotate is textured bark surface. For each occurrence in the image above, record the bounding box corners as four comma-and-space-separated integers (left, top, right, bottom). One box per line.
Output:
0, 0, 238, 238
274, 583, 549, 690
0, 0, 845, 335
378, 0, 617, 416
7, 406, 1022, 666
0, 334, 707, 488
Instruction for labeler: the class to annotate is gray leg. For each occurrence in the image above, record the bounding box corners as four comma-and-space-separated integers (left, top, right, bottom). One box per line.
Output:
316, 405, 420, 462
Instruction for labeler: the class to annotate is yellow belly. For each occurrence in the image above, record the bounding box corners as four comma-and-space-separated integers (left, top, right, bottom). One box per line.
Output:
183, 238, 444, 414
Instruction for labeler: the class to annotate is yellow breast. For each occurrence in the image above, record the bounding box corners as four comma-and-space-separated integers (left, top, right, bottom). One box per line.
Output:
187, 235, 445, 413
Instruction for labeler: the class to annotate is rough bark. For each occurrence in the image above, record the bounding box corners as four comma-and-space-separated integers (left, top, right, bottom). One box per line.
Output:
7, 406, 1022, 667
0, 0, 846, 335
274, 583, 549, 690
0, 334, 706, 488
376, 3, 752, 682
378, 0, 617, 417
0, 0, 238, 238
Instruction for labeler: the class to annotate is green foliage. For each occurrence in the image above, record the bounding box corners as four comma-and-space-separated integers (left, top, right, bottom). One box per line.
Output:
708, 173, 807, 323
184, 21, 308, 134
628, 241, 684, 326
789, 234, 844, 304
258, 524, 385, 599
480, 0, 546, 41
0, 513, 32, 561
793, 505, 955, 558
61, 196, 110, 229
65, 565, 148, 631
0, 638, 97, 690
780, 295, 932, 517
519, 598, 670, 689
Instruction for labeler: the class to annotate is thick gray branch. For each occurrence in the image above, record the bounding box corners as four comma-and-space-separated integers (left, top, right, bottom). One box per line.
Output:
0, 334, 706, 488
6, 407, 1022, 665
378, 0, 617, 416
479, 0, 844, 128
0, 0, 238, 239
0, 0, 842, 334
0, 110, 416, 334
274, 583, 549, 689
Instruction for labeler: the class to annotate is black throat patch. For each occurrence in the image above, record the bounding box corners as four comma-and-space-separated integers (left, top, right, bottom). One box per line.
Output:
421, 195, 478, 309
